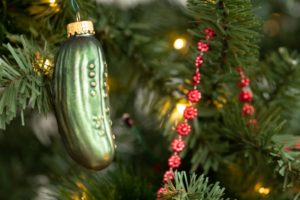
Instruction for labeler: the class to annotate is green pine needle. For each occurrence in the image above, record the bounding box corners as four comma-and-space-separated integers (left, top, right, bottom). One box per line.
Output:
161, 171, 229, 200
0, 36, 51, 129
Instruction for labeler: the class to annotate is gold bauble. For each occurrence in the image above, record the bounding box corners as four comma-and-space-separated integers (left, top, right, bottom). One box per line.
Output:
32, 52, 54, 78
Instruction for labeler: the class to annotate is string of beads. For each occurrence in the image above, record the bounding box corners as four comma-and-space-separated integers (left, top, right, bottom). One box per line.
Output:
157, 27, 216, 199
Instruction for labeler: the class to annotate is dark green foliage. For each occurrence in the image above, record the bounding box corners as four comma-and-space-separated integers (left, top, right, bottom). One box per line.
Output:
56, 167, 155, 200
0, 115, 71, 200
252, 48, 300, 134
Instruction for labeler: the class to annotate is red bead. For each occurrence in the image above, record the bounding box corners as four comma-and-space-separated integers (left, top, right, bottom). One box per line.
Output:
236, 67, 244, 75
183, 106, 198, 120
176, 122, 191, 136
204, 27, 215, 40
239, 91, 252, 103
195, 55, 204, 68
238, 77, 250, 88
168, 154, 181, 168
283, 146, 292, 152
187, 89, 201, 103
163, 170, 174, 182
197, 42, 209, 52
247, 119, 257, 127
171, 138, 185, 152
193, 72, 201, 85
157, 187, 167, 199
242, 104, 255, 115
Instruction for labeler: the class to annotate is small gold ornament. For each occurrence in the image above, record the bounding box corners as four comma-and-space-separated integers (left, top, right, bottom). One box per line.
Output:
32, 52, 54, 78
213, 96, 227, 109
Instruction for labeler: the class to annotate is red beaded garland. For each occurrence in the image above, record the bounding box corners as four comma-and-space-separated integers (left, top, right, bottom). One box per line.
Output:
158, 27, 215, 199
193, 72, 201, 85
163, 170, 174, 182
237, 67, 257, 131
239, 90, 252, 103
247, 118, 257, 126
197, 42, 209, 52
187, 89, 201, 103
157, 187, 167, 199
171, 138, 185, 152
195, 56, 204, 68
183, 106, 198, 120
238, 77, 250, 88
176, 122, 191, 136
236, 67, 244, 74
242, 104, 255, 115
168, 154, 181, 168
204, 27, 216, 40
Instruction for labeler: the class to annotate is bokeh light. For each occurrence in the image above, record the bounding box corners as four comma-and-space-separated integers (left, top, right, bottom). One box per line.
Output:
173, 38, 187, 50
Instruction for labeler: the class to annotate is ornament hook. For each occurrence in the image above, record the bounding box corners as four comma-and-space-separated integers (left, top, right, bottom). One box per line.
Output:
76, 12, 81, 22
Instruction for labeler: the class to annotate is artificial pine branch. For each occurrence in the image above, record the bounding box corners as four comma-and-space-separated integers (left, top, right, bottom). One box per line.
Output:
0, 36, 52, 129
252, 48, 300, 132
187, 0, 261, 71
55, 166, 155, 200
184, 0, 261, 172
161, 171, 229, 200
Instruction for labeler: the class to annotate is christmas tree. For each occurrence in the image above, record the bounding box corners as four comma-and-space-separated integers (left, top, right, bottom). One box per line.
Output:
1, 0, 300, 199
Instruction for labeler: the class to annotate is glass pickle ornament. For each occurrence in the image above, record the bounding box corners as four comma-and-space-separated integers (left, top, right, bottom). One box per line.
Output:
52, 20, 115, 170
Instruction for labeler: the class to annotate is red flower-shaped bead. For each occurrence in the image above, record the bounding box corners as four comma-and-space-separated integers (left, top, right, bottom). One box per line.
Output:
198, 42, 209, 52
238, 77, 250, 88
184, 106, 198, 120
171, 138, 185, 152
204, 27, 215, 40
242, 104, 255, 115
195, 55, 204, 68
236, 67, 244, 75
247, 118, 258, 127
157, 187, 167, 199
239, 90, 252, 103
187, 89, 201, 103
176, 122, 191, 136
163, 170, 174, 182
193, 72, 201, 85
168, 154, 181, 168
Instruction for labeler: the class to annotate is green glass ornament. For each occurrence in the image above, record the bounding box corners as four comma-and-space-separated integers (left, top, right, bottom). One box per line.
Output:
52, 20, 115, 170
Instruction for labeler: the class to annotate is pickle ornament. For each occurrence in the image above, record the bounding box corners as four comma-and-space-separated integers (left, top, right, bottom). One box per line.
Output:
52, 20, 115, 170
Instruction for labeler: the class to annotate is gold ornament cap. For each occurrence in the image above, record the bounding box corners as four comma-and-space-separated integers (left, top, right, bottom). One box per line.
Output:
67, 21, 95, 37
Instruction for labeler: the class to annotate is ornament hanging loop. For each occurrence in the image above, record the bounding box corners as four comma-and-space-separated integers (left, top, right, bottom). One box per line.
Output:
70, 0, 80, 21
76, 12, 81, 22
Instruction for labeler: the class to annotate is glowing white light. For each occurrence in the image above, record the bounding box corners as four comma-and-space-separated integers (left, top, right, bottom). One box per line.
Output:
176, 103, 187, 115
173, 38, 187, 50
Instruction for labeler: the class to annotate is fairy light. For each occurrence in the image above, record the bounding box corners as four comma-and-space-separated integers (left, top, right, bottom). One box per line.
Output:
255, 183, 271, 196
258, 187, 270, 195
170, 102, 188, 121
49, 0, 58, 7
173, 38, 187, 50
176, 103, 187, 115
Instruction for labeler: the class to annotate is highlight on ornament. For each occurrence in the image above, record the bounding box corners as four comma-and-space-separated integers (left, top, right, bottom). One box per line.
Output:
173, 38, 187, 50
